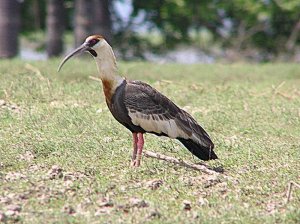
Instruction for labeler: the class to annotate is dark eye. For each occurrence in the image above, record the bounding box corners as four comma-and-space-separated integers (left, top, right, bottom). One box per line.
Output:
89, 39, 98, 46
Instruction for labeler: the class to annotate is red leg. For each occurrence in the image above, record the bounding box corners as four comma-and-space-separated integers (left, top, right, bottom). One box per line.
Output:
135, 133, 144, 167
131, 133, 138, 166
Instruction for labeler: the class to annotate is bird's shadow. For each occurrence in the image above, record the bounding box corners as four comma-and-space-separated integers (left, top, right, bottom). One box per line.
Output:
195, 162, 225, 174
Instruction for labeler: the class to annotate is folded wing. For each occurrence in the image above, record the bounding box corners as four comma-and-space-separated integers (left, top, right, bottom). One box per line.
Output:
124, 81, 217, 160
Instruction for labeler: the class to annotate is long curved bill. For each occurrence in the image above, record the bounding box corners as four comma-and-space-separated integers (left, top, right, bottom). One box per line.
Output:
57, 43, 89, 72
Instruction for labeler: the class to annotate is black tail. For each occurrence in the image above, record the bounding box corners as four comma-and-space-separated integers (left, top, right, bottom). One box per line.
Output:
177, 138, 218, 161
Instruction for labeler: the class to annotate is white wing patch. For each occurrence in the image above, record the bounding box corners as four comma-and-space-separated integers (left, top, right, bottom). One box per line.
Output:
128, 111, 190, 139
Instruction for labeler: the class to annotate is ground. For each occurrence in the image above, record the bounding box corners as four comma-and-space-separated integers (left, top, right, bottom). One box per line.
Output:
0, 60, 299, 223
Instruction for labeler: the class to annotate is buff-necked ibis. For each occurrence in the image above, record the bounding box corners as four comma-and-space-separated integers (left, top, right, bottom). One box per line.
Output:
58, 35, 218, 167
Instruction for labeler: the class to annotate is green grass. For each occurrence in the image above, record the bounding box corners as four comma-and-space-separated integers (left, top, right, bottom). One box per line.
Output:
0, 59, 299, 223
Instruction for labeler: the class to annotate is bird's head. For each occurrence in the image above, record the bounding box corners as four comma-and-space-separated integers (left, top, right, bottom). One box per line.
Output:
58, 35, 107, 72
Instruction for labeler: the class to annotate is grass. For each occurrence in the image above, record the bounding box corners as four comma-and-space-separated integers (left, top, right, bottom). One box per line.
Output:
0, 59, 299, 223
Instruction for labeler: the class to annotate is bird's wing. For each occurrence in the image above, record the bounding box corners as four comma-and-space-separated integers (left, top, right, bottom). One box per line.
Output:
124, 81, 213, 147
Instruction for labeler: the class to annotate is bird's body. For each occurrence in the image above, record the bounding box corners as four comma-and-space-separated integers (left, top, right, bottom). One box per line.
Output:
58, 35, 218, 167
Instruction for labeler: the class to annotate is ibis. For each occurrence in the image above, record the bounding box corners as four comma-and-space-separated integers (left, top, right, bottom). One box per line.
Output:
58, 35, 218, 167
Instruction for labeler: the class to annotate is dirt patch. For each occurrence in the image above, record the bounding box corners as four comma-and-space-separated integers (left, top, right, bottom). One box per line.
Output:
0, 164, 93, 221
0, 99, 21, 113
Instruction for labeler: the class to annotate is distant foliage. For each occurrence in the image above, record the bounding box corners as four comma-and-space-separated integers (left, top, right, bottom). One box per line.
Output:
9, 0, 300, 59
132, 0, 300, 55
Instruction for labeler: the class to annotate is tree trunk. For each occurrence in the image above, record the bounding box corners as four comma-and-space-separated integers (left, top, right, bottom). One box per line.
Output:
32, 0, 42, 30
46, 0, 65, 57
74, 0, 94, 46
93, 0, 112, 43
0, 0, 20, 58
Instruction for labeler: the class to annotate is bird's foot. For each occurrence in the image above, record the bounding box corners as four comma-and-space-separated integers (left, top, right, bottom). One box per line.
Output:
130, 159, 141, 167
130, 160, 136, 167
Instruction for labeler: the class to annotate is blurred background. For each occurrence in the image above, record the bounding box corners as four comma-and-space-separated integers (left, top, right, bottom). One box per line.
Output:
0, 0, 299, 63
